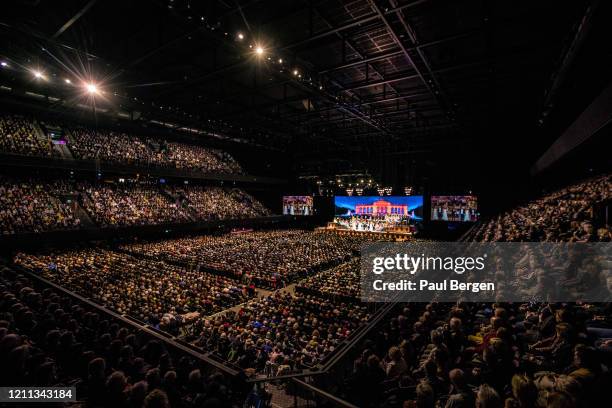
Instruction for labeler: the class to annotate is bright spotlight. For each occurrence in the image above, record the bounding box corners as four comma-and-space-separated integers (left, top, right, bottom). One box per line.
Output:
85, 83, 98, 94
293, 69, 299, 76
64, 78, 71, 84
237, 32, 244, 40
33, 70, 44, 79
0, 61, 7, 67
278, 58, 283, 63
255, 46, 264, 55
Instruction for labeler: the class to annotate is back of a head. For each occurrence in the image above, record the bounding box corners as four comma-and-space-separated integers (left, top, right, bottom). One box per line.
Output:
449, 368, 466, 389
449, 317, 462, 331
389, 346, 402, 361
415, 381, 435, 408
546, 392, 576, 408
130, 381, 148, 402
106, 371, 126, 394
430, 329, 443, 345
553, 375, 582, 402
366, 354, 380, 369
494, 307, 507, 321
511, 375, 537, 407
424, 359, 437, 377
143, 389, 170, 408
476, 384, 502, 408
573, 344, 597, 371
88, 357, 106, 379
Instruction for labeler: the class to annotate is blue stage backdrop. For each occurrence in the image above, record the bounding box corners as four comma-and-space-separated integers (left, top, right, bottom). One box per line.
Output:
334, 196, 423, 221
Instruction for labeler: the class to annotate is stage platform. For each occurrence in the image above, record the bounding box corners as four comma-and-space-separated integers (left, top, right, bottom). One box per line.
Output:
316, 223, 413, 241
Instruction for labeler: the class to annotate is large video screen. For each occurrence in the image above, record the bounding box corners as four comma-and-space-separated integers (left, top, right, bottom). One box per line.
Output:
334, 196, 423, 232
283, 196, 313, 215
431, 195, 478, 222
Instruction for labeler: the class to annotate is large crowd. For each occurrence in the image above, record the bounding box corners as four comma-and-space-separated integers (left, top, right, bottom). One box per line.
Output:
169, 186, 271, 221
296, 259, 361, 301
338, 174, 612, 407
13, 249, 254, 331
0, 177, 81, 235
0, 177, 271, 233
163, 142, 243, 174
69, 128, 156, 166
191, 291, 373, 374
0, 114, 55, 157
11, 230, 380, 379
0, 114, 245, 174
81, 183, 193, 227
342, 301, 611, 408
464, 174, 611, 242
122, 230, 372, 286
1, 160, 609, 407
0, 265, 245, 407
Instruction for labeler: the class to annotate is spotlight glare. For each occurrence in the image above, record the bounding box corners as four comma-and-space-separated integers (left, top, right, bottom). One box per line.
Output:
278, 58, 283, 63
293, 69, 298, 76
237, 32, 244, 40
85, 83, 98, 94
255, 46, 264, 55
64, 78, 71, 84
0, 61, 7, 67
33, 71, 44, 79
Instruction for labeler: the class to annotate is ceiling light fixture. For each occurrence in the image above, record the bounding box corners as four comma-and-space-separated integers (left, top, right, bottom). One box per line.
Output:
85, 83, 98, 94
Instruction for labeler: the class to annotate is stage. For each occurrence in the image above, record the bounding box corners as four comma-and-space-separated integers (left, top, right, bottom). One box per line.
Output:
317, 223, 413, 241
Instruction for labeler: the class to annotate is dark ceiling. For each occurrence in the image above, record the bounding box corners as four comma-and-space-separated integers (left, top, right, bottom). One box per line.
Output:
0, 0, 609, 191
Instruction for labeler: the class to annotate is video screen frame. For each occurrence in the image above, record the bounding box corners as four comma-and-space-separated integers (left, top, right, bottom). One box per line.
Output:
282, 195, 314, 215
333, 195, 424, 232
430, 195, 479, 222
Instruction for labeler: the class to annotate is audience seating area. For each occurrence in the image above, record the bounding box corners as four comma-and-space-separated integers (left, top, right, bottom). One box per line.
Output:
12, 229, 381, 379
0, 177, 81, 235
296, 259, 361, 301
168, 185, 271, 221
191, 291, 373, 374
2, 171, 610, 406
0, 115, 56, 157
342, 300, 611, 407
14, 249, 254, 331
338, 174, 612, 407
0, 176, 271, 234
0, 114, 245, 174
121, 230, 372, 286
463, 174, 611, 242
0, 265, 245, 406
82, 184, 193, 227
